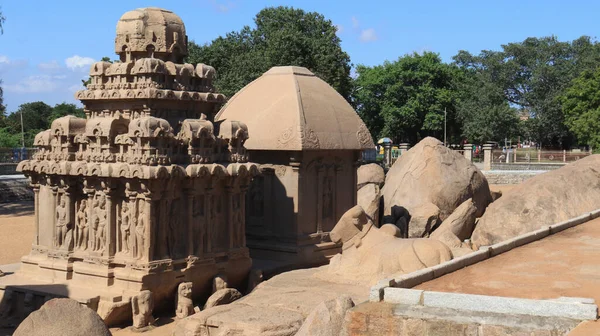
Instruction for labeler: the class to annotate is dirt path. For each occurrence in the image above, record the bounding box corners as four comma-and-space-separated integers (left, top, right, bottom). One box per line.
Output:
0, 201, 34, 265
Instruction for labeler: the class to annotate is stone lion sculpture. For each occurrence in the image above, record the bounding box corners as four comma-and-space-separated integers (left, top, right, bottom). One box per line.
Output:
323, 205, 452, 285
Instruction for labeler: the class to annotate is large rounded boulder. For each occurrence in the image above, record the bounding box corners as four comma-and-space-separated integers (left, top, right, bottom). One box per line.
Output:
14, 298, 111, 336
472, 155, 600, 247
382, 137, 492, 237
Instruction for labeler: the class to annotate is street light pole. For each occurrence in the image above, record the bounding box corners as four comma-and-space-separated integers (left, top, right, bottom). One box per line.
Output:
444, 107, 447, 146
20, 107, 25, 149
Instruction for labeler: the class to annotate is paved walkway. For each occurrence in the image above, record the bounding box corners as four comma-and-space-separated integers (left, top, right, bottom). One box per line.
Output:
417, 217, 600, 335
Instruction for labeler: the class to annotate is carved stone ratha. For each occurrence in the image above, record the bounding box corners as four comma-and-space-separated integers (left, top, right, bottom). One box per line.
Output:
11, 7, 258, 325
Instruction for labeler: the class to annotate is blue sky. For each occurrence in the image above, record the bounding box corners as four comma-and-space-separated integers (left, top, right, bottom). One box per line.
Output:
1, 0, 599, 113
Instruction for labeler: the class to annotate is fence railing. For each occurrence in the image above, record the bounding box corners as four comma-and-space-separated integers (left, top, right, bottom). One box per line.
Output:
491, 148, 591, 164
0, 148, 38, 163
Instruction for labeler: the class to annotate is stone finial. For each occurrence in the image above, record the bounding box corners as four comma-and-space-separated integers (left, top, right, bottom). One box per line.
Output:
115, 7, 187, 63
175, 282, 194, 319
131, 290, 154, 330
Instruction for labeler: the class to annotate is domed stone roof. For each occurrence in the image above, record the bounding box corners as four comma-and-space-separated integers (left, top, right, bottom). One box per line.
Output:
215, 66, 374, 151
115, 7, 187, 62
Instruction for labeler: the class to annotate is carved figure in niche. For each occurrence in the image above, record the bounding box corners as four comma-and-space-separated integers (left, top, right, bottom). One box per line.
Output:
232, 194, 243, 247
322, 177, 333, 221
55, 197, 70, 248
93, 195, 107, 252
192, 196, 204, 254
135, 204, 146, 260
175, 282, 194, 319
168, 200, 182, 257
248, 179, 263, 217
76, 199, 89, 250
120, 202, 131, 254
132, 290, 154, 330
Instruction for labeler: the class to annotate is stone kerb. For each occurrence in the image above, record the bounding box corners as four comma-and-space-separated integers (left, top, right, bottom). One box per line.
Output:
369, 208, 600, 303
382, 288, 598, 321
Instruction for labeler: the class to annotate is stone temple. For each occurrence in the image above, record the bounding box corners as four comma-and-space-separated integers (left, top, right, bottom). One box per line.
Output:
9, 7, 258, 322
217, 66, 374, 266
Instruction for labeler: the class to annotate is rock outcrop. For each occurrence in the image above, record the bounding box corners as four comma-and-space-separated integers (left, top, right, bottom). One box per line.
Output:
322, 205, 453, 285
357, 183, 382, 225
382, 137, 492, 238
357, 163, 385, 189
14, 299, 111, 336
472, 155, 600, 246
430, 198, 477, 242
204, 288, 243, 310
295, 296, 355, 336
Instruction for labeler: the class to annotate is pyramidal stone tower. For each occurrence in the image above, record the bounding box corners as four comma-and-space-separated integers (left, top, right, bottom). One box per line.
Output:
12, 7, 257, 322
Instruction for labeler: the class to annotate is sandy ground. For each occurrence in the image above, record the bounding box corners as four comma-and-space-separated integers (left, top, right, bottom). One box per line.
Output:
417, 217, 600, 335
0, 201, 34, 265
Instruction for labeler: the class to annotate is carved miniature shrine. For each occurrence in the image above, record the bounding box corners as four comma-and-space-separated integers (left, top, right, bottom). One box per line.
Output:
11, 7, 257, 323
216, 66, 375, 266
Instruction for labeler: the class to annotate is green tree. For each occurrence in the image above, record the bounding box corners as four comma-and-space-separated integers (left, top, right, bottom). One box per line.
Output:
352, 52, 461, 143
7, 102, 53, 147
186, 6, 352, 100
454, 36, 600, 148
560, 68, 600, 151
47, 102, 85, 123
453, 52, 521, 143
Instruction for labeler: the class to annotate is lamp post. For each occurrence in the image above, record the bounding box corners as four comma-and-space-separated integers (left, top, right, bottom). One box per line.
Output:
444, 107, 447, 146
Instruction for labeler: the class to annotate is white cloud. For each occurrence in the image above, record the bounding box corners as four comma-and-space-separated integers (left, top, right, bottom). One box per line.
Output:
4, 75, 60, 93
68, 84, 83, 93
0, 55, 9, 64
359, 28, 378, 42
351, 16, 359, 29
208, 0, 236, 13
38, 60, 61, 72
65, 55, 95, 71
335, 24, 344, 34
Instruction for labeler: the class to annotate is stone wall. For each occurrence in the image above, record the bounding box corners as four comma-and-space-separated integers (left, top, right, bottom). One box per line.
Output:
482, 170, 545, 184
491, 162, 565, 171
343, 301, 582, 336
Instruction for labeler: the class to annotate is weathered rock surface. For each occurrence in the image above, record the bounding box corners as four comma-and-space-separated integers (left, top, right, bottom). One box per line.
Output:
204, 288, 243, 310
295, 296, 355, 336
430, 198, 477, 241
357, 163, 385, 189
382, 137, 492, 238
14, 298, 111, 336
173, 268, 369, 336
407, 203, 440, 238
321, 205, 453, 285
357, 183, 382, 225
472, 155, 600, 246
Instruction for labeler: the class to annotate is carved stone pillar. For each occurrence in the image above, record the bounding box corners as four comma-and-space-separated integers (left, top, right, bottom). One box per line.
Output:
31, 182, 40, 246
185, 189, 194, 256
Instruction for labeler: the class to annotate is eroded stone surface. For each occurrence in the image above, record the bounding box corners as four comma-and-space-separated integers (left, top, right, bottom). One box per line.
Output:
14, 298, 110, 336
430, 198, 477, 242
357, 183, 381, 225
204, 288, 242, 310
295, 296, 355, 336
357, 163, 385, 189
472, 155, 600, 246
320, 205, 452, 285
382, 137, 492, 238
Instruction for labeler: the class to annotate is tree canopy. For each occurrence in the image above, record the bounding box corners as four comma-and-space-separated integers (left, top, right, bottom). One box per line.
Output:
186, 6, 352, 101
353, 52, 461, 144
560, 68, 600, 151
453, 36, 600, 147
